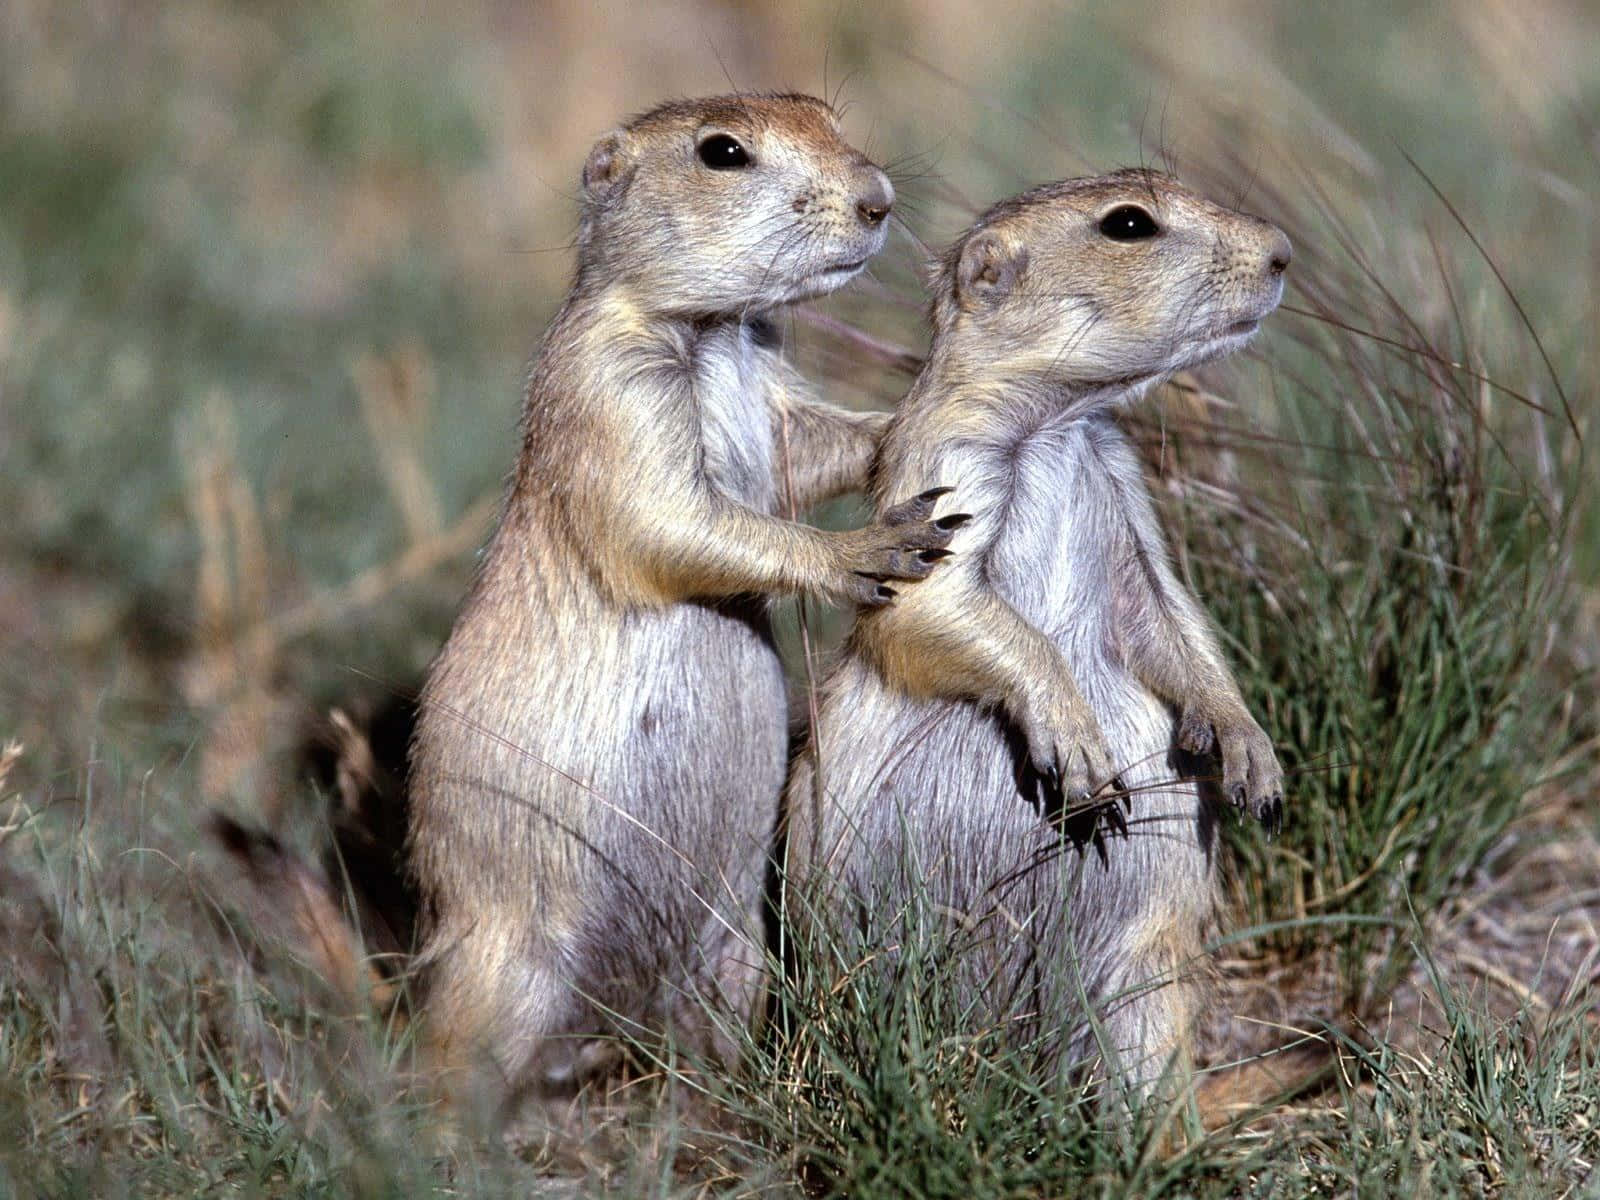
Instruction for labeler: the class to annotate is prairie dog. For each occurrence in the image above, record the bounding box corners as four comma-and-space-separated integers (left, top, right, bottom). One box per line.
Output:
407, 93, 955, 1107
786, 169, 1289, 1089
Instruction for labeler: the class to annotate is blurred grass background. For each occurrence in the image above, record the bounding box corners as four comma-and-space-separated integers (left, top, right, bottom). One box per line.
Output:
2, 0, 1594, 785
1, 0, 1598, 1194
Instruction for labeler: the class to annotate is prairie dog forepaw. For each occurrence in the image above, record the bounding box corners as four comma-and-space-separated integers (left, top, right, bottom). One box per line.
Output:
1019, 702, 1118, 817
1176, 708, 1216, 756
882, 486, 953, 525
1216, 719, 1284, 835
837, 489, 961, 605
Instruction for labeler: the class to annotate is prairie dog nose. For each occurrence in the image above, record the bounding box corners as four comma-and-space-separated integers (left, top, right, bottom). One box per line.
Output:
854, 166, 894, 227
1265, 227, 1292, 276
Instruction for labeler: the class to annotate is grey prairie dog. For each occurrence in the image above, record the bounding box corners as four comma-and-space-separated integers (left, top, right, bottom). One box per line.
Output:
407, 93, 956, 1108
786, 169, 1289, 1089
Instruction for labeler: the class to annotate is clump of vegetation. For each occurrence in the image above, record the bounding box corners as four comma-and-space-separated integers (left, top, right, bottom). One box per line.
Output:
690, 906, 1600, 1199
1166, 153, 1584, 1008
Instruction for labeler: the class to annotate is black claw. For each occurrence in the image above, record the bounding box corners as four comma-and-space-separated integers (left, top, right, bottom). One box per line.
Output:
1099, 799, 1129, 838
916, 486, 954, 502
934, 512, 973, 531
1262, 794, 1284, 836
917, 547, 953, 563
1027, 764, 1056, 818
1230, 783, 1247, 809
875, 584, 897, 601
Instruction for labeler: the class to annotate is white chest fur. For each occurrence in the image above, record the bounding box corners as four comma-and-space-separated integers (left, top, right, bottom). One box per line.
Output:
690, 323, 777, 512
987, 415, 1138, 657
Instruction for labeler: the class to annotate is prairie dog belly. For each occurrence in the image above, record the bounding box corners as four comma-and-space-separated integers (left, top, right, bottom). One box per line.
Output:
413, 338, 790, 1014
412, 584, 786, 909
572, 599, 786, 1007
554, 336, 789, 980
586, 329, 786, 859
796, 416, 1208, 959
987, 418, 1180, 781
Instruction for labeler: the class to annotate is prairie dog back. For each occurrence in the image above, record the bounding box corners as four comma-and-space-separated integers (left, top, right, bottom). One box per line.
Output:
788, 169, 1290, 1091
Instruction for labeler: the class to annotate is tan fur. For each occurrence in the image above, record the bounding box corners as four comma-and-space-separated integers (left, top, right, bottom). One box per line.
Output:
787, 170, 1289, 1096
860, 171, 1285, 817
209, 813, 401, 1016
407, 93, 953, 1116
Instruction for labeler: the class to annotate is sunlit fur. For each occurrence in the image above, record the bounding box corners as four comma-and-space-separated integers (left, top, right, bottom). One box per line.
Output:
407, 93, 952, 1114
787, 170, 1290, 1094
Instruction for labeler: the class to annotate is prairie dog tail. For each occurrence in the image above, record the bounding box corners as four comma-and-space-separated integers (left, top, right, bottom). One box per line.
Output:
209, 702, 418, 1018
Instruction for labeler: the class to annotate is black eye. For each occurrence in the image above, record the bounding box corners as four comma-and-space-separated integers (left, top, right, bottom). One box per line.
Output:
1098, 205, 1159, 241
696, 134, 751, 170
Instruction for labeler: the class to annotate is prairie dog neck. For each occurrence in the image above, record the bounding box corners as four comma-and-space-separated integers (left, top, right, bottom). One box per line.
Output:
894, 341, 1157, 445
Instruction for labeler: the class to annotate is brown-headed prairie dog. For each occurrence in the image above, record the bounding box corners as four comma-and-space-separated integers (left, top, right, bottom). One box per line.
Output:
407, 93, 958, 1111
785, 169, 1289, 1092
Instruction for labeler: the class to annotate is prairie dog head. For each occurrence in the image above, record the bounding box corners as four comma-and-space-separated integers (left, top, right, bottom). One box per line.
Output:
576, 93, 895, 315
932, 169, 1290, 388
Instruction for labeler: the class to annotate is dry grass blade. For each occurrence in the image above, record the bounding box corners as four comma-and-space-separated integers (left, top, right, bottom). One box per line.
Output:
350, 342, 444, 545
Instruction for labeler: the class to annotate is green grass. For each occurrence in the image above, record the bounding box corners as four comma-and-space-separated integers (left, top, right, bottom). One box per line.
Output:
2, 0, 1597, 1194
3, 797, 1595, 1196
1183, 203, 1581, 1004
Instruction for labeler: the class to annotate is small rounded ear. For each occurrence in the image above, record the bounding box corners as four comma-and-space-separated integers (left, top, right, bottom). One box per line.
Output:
581, 131, 634, 202
955, 231, 1028, 311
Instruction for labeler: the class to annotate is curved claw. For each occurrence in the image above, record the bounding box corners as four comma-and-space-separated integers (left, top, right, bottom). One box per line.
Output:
1022, 762, 1055, 819
1016, 759, 1065, 824
934, 512, 973, 532
883, 487, 953, 527
1098, 798, 1129, 838
1258, 793, 1284, 837
850, 571, 900, 607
